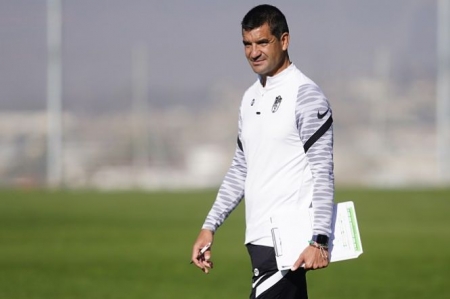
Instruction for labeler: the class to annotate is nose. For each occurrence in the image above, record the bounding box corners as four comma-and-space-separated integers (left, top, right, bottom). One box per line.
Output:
250, 45, 261, 60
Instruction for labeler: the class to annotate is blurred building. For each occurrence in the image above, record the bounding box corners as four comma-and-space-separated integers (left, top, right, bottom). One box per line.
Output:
0, 75, 444, 190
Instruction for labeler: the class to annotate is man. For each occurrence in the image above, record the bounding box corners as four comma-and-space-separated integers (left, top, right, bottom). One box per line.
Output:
191, 4, 334, 299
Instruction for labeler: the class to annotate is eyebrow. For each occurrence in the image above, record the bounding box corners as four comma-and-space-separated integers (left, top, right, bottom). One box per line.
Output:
242, 38, 271, 46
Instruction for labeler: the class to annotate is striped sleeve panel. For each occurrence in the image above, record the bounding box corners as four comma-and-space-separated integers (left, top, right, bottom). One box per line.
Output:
296, 84, 335, 236
202, 113, 247, 232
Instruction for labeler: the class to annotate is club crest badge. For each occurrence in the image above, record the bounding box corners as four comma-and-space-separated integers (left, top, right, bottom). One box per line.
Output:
272, 96, 282, 113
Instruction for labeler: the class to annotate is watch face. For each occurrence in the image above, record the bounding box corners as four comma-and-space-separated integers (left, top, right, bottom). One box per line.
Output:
314, 234, 329, 245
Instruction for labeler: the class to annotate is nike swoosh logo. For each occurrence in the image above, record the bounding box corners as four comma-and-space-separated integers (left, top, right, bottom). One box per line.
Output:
317, 108, 329, 119
252, 274, 266, 288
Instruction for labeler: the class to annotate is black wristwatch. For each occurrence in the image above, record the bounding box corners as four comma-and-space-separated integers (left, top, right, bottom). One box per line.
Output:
312, 234, 329, 246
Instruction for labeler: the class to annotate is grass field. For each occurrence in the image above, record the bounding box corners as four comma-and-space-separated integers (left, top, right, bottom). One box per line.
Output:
0, 188, 449, 299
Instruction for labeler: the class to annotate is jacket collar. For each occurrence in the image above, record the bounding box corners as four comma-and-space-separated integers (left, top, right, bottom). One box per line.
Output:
258, 63, 295, 92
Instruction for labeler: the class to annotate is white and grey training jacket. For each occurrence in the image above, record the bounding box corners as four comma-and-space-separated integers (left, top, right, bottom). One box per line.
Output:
202, 63, 334, 246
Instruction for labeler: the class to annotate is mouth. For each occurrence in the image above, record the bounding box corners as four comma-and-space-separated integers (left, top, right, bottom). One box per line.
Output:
251, 59, 265, 66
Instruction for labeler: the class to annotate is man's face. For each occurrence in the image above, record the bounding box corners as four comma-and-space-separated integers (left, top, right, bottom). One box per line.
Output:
242, 23, 289, 77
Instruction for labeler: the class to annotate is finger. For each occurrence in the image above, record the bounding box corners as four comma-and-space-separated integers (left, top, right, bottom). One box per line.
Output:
197, 249, 211, 263
313, 255, 324, 270
312, 261, 319, 270
202, 253, 213, 269
192, 258, 204, 268
203, 249, 211, 261
191, 245, 200, 261
194, 250, 211, 273
314, 257, 328, 270
191, 253, 202, 267
191, 245, 205, 268
291, 256, 304, 271
202, 260, 213, 271
191, 256, 202, 268
201, 259, 213, 274
304, 256, 315, 270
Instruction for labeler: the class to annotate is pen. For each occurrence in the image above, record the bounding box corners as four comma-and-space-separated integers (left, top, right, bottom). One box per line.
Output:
190, 242, 211, 264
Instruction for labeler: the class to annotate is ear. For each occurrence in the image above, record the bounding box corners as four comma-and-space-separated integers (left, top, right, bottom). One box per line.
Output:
280, 32, 290, 51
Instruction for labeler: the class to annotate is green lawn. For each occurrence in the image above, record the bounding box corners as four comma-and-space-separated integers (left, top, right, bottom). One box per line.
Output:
0, 188, 449, 298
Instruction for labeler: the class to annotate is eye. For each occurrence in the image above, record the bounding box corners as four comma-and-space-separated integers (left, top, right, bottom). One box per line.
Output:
257, 40, 269, 46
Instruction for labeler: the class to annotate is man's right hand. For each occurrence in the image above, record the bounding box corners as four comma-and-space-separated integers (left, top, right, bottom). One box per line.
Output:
191, 229, 214, 273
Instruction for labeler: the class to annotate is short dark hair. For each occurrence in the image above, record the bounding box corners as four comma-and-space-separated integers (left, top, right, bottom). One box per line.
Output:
241, 4, 289, 39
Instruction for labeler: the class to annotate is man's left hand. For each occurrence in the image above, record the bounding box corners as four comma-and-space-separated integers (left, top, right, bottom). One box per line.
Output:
291, 245, 329, 271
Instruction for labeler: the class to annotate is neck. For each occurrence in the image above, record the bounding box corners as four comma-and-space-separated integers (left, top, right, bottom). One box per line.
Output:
260, 57, 291, 87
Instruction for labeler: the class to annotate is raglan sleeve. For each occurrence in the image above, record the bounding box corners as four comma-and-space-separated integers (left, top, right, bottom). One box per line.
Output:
296, 84, 334, 237
201, 110, 247, 232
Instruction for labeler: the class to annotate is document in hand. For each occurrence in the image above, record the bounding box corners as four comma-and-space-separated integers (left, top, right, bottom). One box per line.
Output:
270, 201, 363, 270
